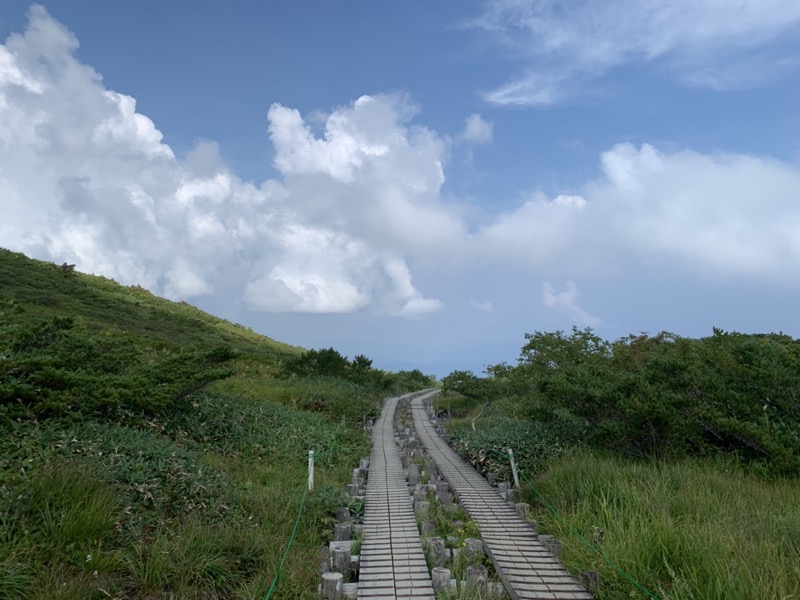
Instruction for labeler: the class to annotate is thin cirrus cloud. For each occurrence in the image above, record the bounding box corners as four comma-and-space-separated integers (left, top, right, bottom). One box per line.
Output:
2, 6, 800, 325
465, 0, 800, 105
470, 300, 494, 313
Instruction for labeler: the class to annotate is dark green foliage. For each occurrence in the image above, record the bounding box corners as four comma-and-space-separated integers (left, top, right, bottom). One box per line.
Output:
1, 312, 238, 419
390, 368, 436, 392
281, 347, 351, 378
164, 389, 369, 467
451, 419, 566, 480
446, 326, 800, 476
441, 369, 483, 397
279, 347, 435, 396
0, 248, 303, 422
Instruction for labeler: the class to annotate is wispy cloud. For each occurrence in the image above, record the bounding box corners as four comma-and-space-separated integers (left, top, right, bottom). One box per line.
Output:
542, 281, 600, 327
470, 300, 493, 312
466, 0, 800, 105
457, 113, 493, 145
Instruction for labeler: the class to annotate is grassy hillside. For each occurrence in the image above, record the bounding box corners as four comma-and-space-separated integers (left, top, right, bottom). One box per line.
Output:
0, 247, 300, 358
0, 248, 424, 599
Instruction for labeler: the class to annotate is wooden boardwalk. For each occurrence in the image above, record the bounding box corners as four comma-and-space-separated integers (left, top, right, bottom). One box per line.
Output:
358, 394, 435, 600
410, 392, 593, 600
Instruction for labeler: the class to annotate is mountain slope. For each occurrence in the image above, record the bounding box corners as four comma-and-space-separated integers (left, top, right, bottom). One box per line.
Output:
0, 248, 375, 599
0, 247, 300, 358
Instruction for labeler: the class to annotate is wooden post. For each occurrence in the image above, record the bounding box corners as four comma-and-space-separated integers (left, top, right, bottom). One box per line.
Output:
308, 450, 315, 491
507, 447, 520, 488
466, 564, 488, 594
335, 507, 351, 522
431, 567, 451, 592
436, 482, 452, 504
463, 538, 484, 560
332, 548, 352, 580
540, 535, 562, 557
579, 571, 600, 593
426, 537, 449, 567
333, 523, 351, 541
321, 572, 343, 599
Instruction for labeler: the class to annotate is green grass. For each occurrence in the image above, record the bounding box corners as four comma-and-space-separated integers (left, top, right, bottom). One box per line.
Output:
520, 449, 800, 600
442, 387, 800, 600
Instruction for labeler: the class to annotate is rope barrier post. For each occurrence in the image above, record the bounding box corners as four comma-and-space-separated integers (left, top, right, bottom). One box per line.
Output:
308, 450, 314, 491
507, 447, 520, 489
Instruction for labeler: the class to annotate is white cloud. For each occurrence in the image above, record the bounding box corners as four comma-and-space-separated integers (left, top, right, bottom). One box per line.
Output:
470, 300, 493, 312
0, 6, 444, 317
267, 94, 465, 256
467, 0, 800, 104
542, 281, 600, 327
476, 143, 800, 284
476, 190, 590, 268
2, 5, 800, 329
482, 70, 572, 107
458, 114, 493, 145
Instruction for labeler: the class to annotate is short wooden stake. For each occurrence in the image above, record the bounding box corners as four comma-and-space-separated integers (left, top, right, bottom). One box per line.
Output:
507, 447, 520, 488
333, 523, 351, 541
321, 572, 343, 599
463, 538, 484, 560
308, 450, 315, 491
332, 548, 352, 580
466, 564, 489, 594
431, 567, 451, 592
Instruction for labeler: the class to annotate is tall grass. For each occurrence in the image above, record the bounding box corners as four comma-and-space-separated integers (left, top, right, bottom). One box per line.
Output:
521, 449, 800, 599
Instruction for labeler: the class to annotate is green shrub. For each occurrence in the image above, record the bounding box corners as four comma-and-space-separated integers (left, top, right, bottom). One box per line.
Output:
451, 418, 566, 479
446, 327, 800, 475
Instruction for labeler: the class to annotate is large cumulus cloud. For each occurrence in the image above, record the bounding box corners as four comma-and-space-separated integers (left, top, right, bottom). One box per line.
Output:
0, 6, 447, 317
477, 143, 800, 286
2, 5, 800, 330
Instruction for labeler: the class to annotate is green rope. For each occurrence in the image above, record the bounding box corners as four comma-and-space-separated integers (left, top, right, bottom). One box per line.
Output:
264, 486, 308, 600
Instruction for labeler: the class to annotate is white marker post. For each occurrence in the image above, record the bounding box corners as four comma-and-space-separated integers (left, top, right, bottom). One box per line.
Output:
308, 450, 315, 491
507, 447, 520, 489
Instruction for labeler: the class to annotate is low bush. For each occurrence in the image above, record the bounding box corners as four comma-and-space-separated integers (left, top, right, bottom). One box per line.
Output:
450, 418, 566, 479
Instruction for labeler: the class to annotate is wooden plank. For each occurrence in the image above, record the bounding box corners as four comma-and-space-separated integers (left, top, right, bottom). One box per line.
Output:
410, 393, 594, 600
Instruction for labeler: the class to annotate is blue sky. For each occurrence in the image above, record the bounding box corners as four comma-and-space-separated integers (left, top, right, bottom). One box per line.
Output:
1, 2, 799, 376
